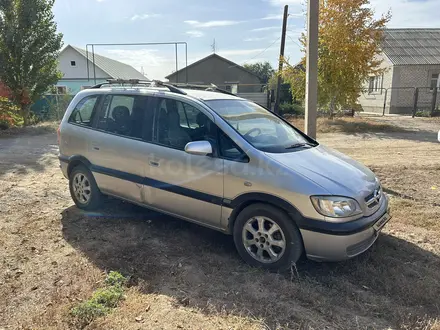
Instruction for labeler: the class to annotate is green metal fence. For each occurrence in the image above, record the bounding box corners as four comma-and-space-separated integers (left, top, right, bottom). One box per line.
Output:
31, 94, 74, 121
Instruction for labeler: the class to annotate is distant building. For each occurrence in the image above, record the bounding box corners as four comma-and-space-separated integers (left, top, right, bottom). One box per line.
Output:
56, 45, 147, 95
359, 29, 440, 114
165, 53, 263, 93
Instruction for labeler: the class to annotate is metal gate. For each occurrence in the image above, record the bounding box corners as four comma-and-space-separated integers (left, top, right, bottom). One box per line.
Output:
414, 87, 439, 116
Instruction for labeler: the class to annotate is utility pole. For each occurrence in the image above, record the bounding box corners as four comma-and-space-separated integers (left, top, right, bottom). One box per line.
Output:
305, 0, 319, 139
274, 5, 288, 114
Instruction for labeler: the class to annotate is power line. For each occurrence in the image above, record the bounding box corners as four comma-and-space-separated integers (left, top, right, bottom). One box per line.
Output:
286, 33, 302, 49
242, 36, 281, 65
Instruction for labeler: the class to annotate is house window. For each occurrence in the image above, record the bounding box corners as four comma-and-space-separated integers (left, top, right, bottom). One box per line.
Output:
70, 61, 76, 67
57, 86, 67, 94
430, 73, 439, 91
225, 83, 238, 94
368, 75, 382, 93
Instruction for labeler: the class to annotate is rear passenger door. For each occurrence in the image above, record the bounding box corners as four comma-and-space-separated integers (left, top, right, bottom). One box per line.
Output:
87, 93, 154, 203
144, 97, 224, 229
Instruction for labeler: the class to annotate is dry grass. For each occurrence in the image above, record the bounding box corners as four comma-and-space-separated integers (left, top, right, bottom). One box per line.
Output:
287, 117, 410, 134
1, 116, 440, 329
0, 121, 58, 138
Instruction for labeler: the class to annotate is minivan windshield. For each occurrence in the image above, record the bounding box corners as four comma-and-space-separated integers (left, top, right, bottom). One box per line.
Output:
205, 99, 315, 153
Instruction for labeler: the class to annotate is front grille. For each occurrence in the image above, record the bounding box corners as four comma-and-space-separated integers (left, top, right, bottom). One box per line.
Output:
365, 186, 382, 209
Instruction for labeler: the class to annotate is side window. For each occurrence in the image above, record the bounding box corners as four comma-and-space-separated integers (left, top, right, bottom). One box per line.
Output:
155, 98, 215, 150
96, 94, 152, 140
68, 95, 99, 127
218, 130, 249, 162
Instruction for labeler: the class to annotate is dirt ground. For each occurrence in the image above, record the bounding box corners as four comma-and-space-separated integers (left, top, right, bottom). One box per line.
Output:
1, 117, 440, 330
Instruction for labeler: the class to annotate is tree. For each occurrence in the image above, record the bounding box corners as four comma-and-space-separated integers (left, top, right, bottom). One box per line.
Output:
0, 0, 63, 125
283, 0, 391, 117
243, 61, 275, 84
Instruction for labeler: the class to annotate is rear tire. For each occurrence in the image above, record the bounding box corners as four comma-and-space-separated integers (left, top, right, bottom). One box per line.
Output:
233, 203, 304, 271
69, 165, 102, 210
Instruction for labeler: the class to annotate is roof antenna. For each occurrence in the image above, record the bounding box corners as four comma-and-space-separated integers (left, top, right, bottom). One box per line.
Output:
211, 38, 216, 54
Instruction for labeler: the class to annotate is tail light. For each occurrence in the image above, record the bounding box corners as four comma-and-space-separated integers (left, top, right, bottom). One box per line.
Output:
57, 125, 61, 145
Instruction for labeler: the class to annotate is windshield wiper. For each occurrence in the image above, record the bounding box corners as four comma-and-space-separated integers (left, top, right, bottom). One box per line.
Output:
285, 142, 315, 150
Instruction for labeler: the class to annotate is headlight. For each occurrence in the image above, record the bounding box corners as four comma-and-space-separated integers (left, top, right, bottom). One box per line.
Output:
310, 196, 363, 218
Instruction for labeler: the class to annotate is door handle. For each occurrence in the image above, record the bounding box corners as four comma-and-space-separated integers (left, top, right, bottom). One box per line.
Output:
93, 146, 100, 151
149, 160, 160, 167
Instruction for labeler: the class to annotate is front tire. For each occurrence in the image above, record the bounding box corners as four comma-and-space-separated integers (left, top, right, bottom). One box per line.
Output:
69, 165, 102, 210
233, 203, 304, 271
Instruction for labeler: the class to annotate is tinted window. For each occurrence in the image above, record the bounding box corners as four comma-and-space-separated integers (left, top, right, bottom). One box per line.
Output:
96, 94, 152, 140
155, 98, 216, 150
206, 99, 314, 153
68, 95, 99, 126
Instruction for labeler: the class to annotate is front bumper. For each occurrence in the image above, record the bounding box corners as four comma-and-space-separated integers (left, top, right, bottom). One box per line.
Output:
298, 194, 390, 262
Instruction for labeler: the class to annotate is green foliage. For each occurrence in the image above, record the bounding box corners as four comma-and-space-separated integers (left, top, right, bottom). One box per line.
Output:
415, 110, 440, 117
105, 271, 128, 287
0, 0, 63, 125
0, 96, 20, 129
283, 0, 390, 115
279, 102, 305, 116
268, 74, 292, 104
70, 301, 110, 327
243, 61, 275, 84
70, 271, 127, 327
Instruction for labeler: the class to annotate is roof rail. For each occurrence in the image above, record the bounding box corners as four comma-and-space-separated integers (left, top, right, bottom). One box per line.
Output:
171, 83, 235, 96
89, 79, 187, 95
152, 80, 187, 95
90, 79, 151, 89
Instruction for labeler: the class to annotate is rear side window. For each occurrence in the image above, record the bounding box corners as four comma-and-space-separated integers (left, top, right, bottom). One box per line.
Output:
68, 95, 99, 126
96, 94, 153, 141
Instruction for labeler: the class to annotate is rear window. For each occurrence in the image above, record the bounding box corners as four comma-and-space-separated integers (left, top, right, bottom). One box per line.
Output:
68, 95, 99, 127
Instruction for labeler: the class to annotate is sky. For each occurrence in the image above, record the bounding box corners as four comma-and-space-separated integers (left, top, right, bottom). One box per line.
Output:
53, 0, 440, 80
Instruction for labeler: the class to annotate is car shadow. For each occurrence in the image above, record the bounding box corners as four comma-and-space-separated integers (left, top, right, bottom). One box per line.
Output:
61, 200, 440, 329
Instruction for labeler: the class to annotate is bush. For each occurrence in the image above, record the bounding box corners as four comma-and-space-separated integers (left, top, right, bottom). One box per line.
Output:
70, 271, 127, 327
0, 97, 21, 130
279, 102, 305, 116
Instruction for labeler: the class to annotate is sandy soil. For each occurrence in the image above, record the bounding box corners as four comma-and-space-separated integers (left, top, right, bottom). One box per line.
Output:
0, 117, 439, 330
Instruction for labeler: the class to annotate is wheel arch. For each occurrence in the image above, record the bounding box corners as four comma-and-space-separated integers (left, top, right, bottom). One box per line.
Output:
227, 193, 303, 233
66, 155, 92, 178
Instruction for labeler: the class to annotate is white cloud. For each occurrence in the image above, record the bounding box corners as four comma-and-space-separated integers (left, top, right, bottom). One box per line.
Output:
186, 30, 205, 38
219, 48, 272, 57
250, 26, 280, 32
184, 20, 242, 28
262, 14, 283, 20
131, 13, 160, 21
244, 37, 267, 42
268, 0, 303, 5
370, 0, 439, 28
104, 49, 175, 80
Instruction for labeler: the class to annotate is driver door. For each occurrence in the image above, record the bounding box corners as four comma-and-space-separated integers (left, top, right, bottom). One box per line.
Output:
143, 97, 224, 229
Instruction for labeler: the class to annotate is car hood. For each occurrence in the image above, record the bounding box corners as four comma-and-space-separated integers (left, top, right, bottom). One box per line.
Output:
265, 145, 377, 197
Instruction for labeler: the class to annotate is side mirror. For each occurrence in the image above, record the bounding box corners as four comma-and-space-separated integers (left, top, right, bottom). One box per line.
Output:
184, 141, 213, 156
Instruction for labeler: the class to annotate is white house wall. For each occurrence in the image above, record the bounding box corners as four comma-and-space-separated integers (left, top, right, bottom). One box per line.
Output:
358, 54, 393, 114
389, 65, 440, 114
58, 46, 111, 80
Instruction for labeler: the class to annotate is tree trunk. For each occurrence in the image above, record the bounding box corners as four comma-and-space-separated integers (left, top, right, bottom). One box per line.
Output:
20, 104, 30, 126
329, 96, 336, 119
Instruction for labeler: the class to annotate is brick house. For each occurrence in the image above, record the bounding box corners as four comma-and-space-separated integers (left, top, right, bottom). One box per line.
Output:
165, 53, 263, 93
359, 29, 440, 114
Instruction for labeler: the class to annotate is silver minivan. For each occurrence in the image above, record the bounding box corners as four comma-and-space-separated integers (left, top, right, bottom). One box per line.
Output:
58, 81, 390, 270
